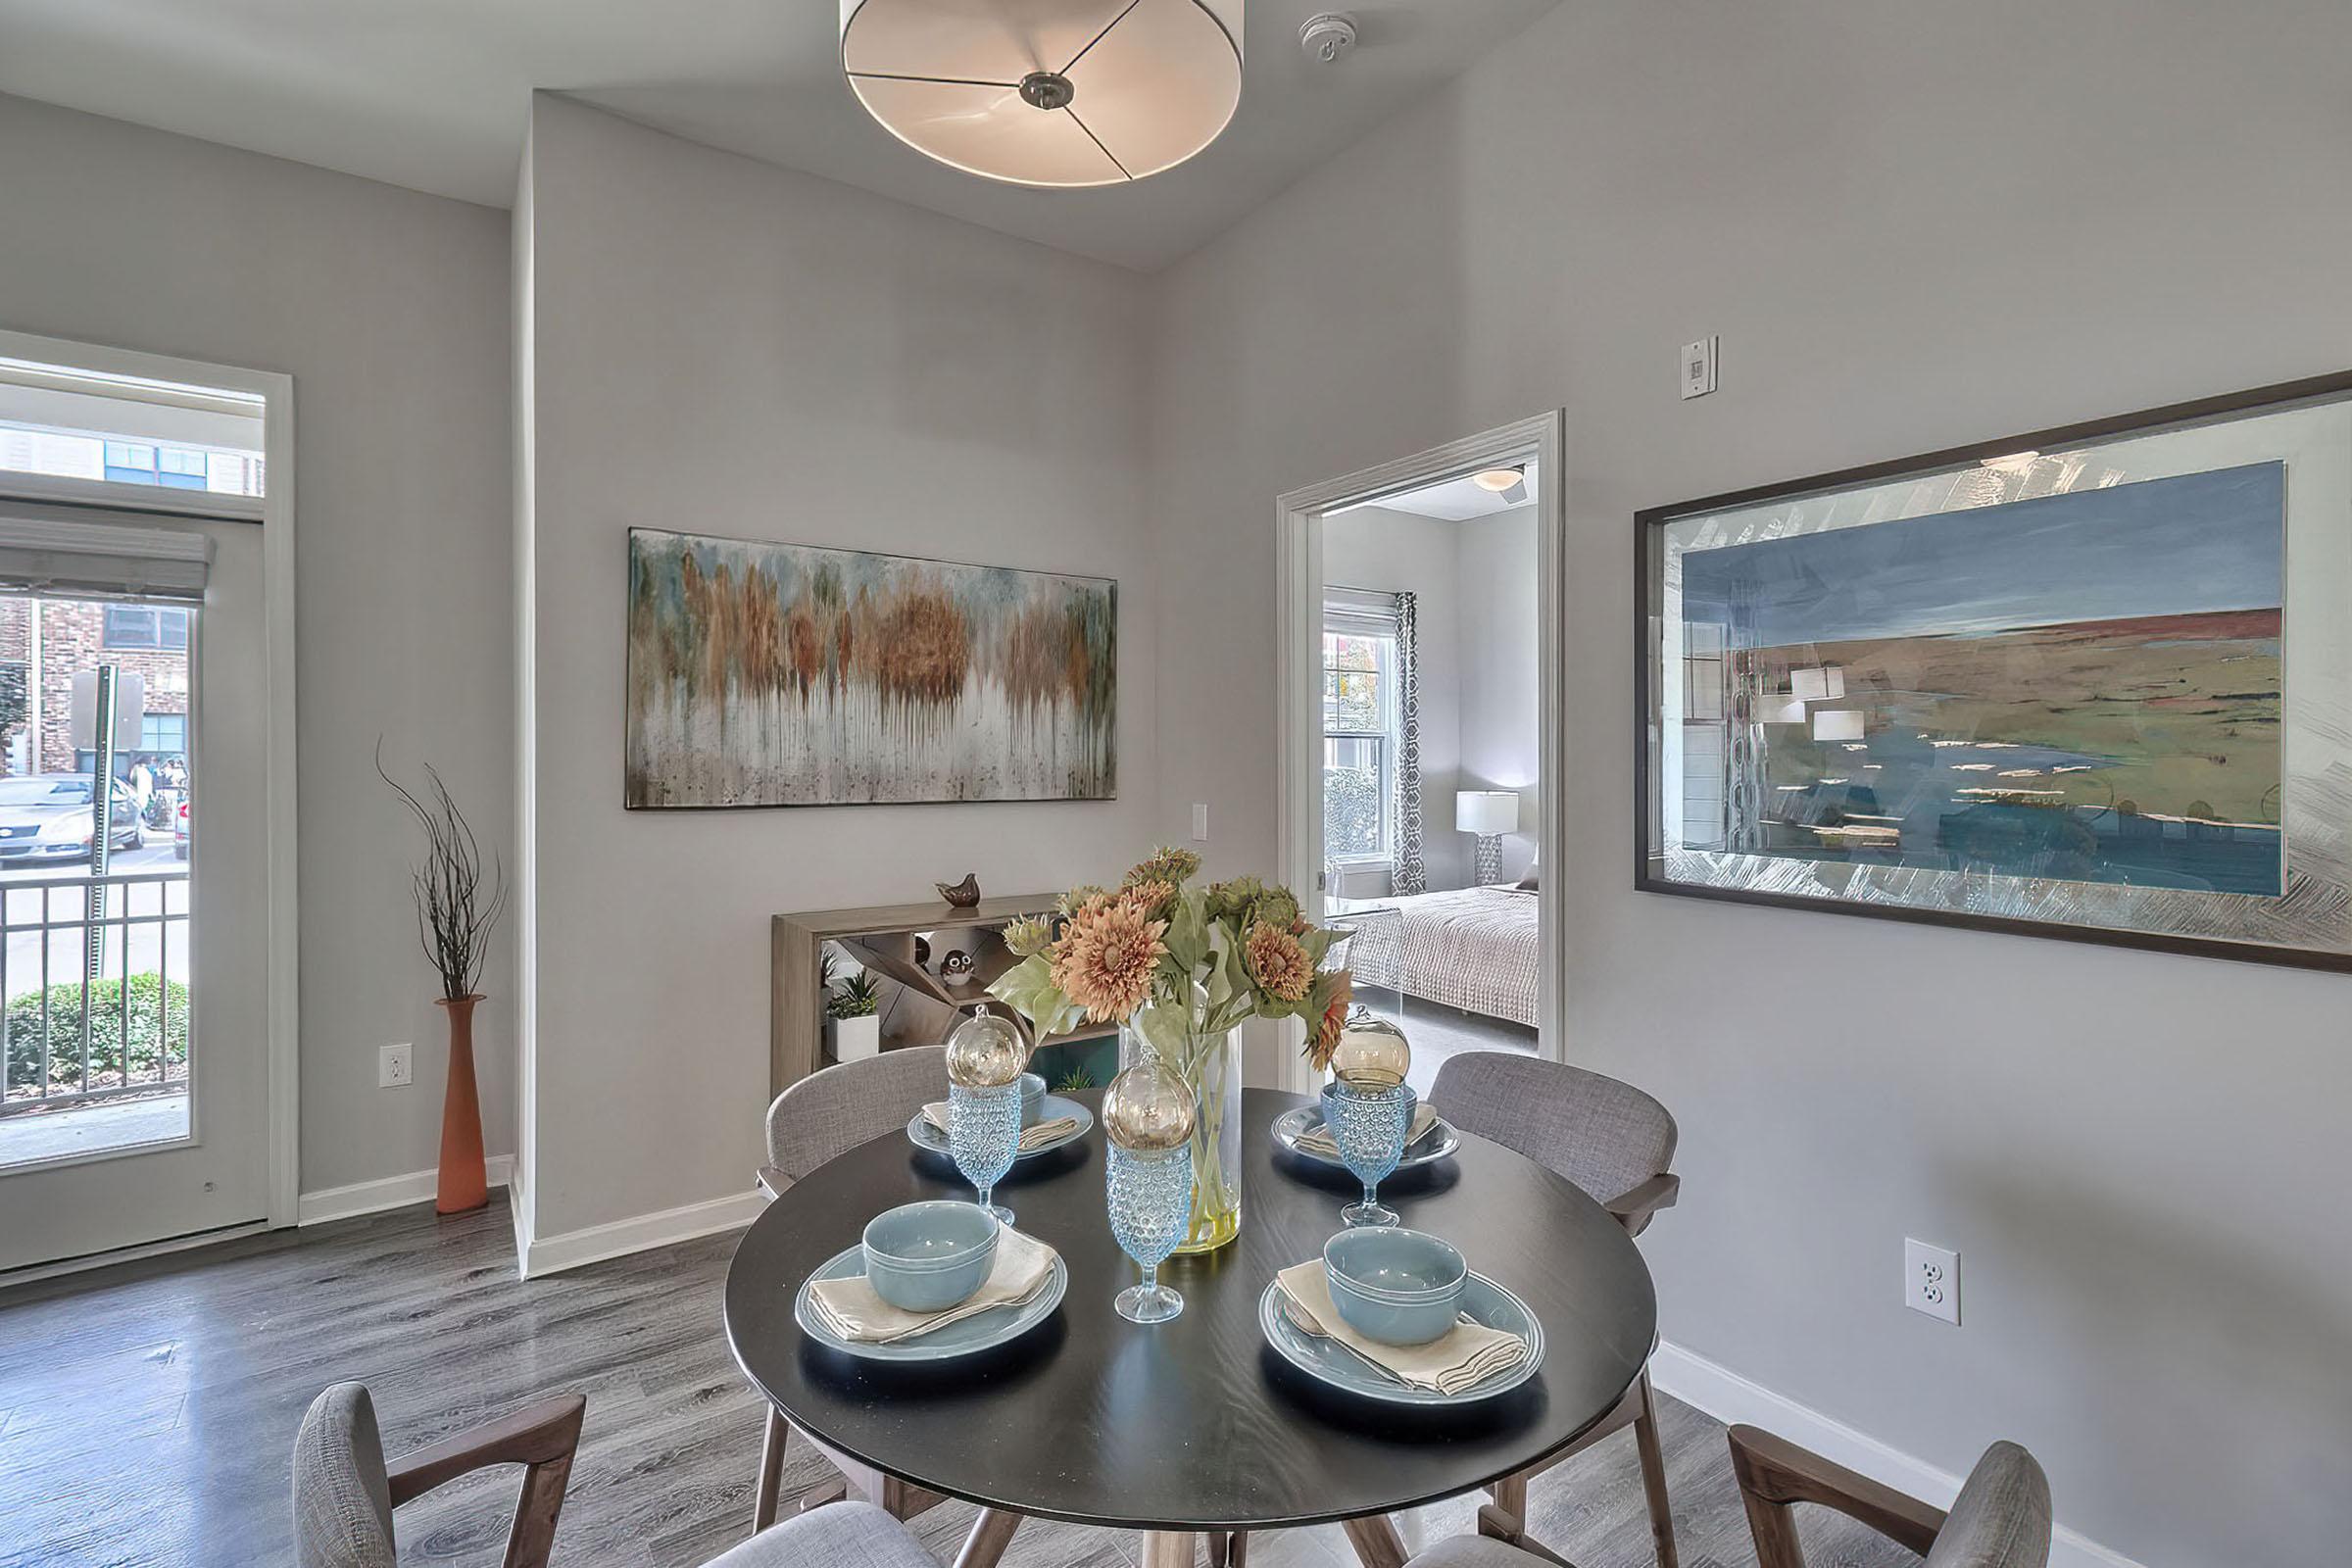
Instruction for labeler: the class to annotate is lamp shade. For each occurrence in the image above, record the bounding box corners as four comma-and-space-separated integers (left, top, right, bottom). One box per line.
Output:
1455, 791, 1519, 836
840, 0, 1245, 188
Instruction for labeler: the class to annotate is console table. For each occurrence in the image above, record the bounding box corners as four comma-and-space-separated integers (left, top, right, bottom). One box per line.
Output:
769, 895, 1115, 1098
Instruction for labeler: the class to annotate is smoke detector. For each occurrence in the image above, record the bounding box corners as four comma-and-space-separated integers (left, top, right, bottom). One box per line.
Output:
1300, 13, 1358, 65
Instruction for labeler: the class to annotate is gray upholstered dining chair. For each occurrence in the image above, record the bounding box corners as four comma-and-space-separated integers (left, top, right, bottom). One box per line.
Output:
1729, 1425, 2052, 1568
759, 1045, 949, 1199
292, 1381, 939, 1567
1428, 1051, 1683, 1568
753, 1045, 954, 1533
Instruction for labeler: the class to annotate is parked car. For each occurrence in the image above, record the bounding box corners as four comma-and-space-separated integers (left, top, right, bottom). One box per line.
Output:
174, 797, 190, 860
0, 774, 146, 863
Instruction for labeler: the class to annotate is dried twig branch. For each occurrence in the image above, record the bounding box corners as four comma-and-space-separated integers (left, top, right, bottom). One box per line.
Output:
377, 738, 509, 1002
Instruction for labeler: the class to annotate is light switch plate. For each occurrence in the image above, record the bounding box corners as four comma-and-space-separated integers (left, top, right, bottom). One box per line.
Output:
1681, 335, 1719, 400
1905, 1237, 1960, 1325
1192, 802, 1209, 842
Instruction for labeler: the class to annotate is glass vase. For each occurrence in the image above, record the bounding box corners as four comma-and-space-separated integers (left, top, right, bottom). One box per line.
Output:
1118, 1004, 1243, 1254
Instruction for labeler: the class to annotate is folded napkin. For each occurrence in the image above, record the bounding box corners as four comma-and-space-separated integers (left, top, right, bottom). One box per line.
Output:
808, 1227, 1057, 1345
921, 1102, 1080, 1153
1296, 1102, 1440, 1159
1275, 1260, 1528, 1396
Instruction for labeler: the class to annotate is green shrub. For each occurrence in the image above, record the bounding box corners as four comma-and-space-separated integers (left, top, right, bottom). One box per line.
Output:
4, 974, 190, 1096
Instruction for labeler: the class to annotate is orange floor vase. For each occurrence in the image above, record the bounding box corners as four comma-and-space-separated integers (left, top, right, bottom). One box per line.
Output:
435, 994, 490, 1215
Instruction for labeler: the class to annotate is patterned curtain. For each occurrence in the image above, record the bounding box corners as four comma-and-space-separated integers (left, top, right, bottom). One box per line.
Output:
1391, 590, 1427, 894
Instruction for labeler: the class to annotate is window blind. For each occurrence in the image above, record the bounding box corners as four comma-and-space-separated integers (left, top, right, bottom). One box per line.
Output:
0, 513, 212, 603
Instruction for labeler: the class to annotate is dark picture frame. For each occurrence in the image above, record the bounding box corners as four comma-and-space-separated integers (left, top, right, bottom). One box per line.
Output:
1635, 369, 2352, 972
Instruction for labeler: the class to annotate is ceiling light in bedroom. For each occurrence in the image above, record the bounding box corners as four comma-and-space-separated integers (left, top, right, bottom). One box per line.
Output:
1471, 467, 1525, 492
839, 0, 1245, 189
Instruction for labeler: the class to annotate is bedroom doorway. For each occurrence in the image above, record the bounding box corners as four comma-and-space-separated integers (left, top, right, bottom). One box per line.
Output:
1275, 414, 1567, 1097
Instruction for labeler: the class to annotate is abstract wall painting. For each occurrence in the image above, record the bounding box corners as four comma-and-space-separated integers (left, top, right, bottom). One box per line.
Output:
626, 529, 1115, 808
1637, 373, 2352, 970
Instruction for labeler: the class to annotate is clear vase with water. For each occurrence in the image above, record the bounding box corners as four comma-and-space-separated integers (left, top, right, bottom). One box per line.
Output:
1117, 1003, 1243, 1254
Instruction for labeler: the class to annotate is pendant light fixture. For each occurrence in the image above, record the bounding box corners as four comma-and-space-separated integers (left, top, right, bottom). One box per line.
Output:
840, 1, 1245, 188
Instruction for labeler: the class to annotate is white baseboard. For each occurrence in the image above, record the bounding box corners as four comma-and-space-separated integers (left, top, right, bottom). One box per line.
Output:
520, 1188, 763, 1279
296, 1154, 515, 1226
1650, 1342, 2144, 1568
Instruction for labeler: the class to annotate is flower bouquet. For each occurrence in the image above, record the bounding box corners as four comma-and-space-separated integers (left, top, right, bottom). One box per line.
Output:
989, 848, 1354, 1252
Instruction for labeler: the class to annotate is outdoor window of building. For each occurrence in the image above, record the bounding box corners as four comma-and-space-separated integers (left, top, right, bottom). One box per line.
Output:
1322, 611, 1399, 866
103, 604, 190, 651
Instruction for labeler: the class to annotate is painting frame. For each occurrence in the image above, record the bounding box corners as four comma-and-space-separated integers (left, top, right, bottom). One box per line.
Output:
1635, 369, 2352, 972
624, 527, 1117, 810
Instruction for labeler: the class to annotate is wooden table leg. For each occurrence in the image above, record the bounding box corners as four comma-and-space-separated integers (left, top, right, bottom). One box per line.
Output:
955, 1508, 1025, 1568
1341, 1513, 1409, 1568
752, 1405, 788, 1532
1141, 1530, 1200, 1568
1207, 1531, 1249, 1567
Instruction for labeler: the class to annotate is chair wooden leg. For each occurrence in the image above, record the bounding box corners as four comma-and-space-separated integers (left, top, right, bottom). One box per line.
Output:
795, 1478, 850, 1513
955, 1508, 1025, 1568
1206, 1531, 1250, 1566
753, 1405, 789, 1532
502, 1450, 576, 1568
1483, 1471, 1529, 1539
1340, 1514, 1409, 1568
1633, 1371, 1681, 1568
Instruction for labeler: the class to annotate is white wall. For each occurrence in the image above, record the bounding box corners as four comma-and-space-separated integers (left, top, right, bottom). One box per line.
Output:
0, 92, 516, 1198
1455, 507, 1539, 882
1147, 4, 2352, 1565
1324, 505, 1463, 893
518, 96, 1157, 1243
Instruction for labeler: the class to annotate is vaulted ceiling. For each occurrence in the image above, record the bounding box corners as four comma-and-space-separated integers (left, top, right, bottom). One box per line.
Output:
0, 0, 1556, 270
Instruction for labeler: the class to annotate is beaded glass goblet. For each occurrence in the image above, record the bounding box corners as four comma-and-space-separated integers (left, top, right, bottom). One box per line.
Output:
949, 1081, 1022, 1225
1321, 1078, 1416, 1228
1102, 1057, 1197, 1324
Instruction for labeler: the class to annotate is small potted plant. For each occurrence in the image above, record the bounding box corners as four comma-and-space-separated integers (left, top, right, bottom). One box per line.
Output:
826, 969, 882, 1062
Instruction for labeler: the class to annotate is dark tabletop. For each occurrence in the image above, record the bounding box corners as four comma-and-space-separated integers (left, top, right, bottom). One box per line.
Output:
723, 1087, 1657, 1533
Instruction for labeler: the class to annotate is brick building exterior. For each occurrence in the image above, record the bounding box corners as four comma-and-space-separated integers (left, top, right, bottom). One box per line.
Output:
0, 598, 191, 779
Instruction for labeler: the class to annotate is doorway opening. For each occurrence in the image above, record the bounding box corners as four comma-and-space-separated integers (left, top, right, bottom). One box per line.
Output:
1277, 415, 1567, 1099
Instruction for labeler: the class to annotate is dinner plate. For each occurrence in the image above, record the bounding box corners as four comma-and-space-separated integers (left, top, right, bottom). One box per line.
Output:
1270, 1104, 1461, 1169
1256, 1270, 1544, 1406
794, 1243, 1067, 1362
906, 1095, 1094, 1161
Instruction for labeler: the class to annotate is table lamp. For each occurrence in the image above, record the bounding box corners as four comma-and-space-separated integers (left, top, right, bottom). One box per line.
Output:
1455, 790, 1519, 885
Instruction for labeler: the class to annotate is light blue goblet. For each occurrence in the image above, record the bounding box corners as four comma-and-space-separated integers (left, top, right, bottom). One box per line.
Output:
949, 1080, 1022, 1225
1322, 1079, 1415, 1228
1105, 1142, 1194, 1324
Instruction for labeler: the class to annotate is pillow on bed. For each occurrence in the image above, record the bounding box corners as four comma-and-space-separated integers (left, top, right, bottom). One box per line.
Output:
1513, 872, 1538, 892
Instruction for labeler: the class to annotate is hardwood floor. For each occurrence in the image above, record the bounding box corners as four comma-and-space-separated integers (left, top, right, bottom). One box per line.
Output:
0, 1200, 1912, 1568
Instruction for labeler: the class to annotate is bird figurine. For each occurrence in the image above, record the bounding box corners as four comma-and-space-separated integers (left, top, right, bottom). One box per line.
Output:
936, 872, 981, 908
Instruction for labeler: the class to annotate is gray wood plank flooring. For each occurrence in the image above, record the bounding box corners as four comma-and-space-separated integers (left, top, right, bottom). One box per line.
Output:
0, 1200, 1911, 1568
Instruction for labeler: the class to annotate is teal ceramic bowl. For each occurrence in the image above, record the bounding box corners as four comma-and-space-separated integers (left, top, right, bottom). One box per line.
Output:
862, 1201, 1000, 1312
1017, 1071, 1047, 1127
1323, 1228, 1467, 1346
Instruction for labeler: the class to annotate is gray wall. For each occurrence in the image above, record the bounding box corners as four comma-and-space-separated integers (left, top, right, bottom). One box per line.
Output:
519, 97, 1156, 1241
1324, 505, 1464, 894
1455, 507, 1539, 882
1147, 3, 2352, 1564
0, 91, 517, 1197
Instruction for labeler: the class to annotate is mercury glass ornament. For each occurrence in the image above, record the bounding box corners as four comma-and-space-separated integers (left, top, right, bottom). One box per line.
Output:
945, 1004, 1027, 1089
1329, 1005, 1411, 1090
1102, 1056, 1196, 1152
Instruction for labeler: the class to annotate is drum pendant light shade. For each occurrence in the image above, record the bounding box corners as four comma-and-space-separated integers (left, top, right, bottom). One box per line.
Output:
840, 0, 1245, 187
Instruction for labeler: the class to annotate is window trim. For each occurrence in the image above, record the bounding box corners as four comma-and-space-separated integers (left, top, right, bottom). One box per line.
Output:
0, 340, 266, 524
1319, 610, 1401, 867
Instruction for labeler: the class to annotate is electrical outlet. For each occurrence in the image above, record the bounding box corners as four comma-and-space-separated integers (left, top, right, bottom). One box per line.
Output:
1681, 334, 1719, 400
1905, 1238, 1960, 1325
1192, 802, 1209, 842
379, 1043, 413, 1089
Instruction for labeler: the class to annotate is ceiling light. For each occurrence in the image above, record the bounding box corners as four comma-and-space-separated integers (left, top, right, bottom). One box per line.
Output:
839, 1, 1245, 189
1471, 467, 1525, 492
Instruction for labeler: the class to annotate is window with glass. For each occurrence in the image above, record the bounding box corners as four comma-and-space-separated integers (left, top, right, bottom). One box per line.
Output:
1322, 611, 1400, 865
103, 604, 190, 651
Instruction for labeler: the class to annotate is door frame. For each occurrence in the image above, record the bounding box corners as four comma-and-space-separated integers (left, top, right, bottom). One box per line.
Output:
1274, 411, 1567, 1097
0, 325, 299, 1230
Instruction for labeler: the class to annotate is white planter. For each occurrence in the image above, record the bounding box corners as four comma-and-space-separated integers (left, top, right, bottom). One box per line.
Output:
827, 1013, 881, 1063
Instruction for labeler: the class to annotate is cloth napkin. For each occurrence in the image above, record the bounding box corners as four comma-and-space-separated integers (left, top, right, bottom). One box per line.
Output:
1296, 1102, 1440, 1159
921, 1102, 1080, 1153
1275, 1260, 1528, 1396
808, 1227, 1057, 1345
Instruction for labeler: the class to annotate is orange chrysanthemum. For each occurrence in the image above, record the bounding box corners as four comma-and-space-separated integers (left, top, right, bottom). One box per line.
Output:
1245, 920, 1313, 1004
1052, 896, 1167, 1023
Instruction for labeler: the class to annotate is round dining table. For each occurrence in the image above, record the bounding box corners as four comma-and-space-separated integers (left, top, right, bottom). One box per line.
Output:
724, 1087, 1657, 1568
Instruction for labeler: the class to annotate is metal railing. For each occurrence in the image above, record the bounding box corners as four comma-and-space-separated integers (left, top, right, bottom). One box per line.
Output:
0, 868, 190, 1116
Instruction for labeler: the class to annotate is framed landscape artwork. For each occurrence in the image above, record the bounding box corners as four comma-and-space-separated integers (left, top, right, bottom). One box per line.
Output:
626, 528, 1116, 808
1637, 371, 2352, 969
